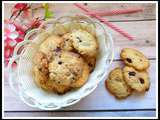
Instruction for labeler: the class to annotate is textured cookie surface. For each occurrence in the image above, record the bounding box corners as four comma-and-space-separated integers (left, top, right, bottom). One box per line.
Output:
39, 35, 64, 55
120, 48, 150, 71
33, 51, 49, 75
62, 33, 73, 51
83, 55, 96, 73
43, 79, 71, 94
33, 65, 71, 94
123, 66, 150, 92
70, 29, 98, 57
49, 51, 89, 87
33, 66, 49, 88
105, 67, 132, 99
70, 62, 90, 88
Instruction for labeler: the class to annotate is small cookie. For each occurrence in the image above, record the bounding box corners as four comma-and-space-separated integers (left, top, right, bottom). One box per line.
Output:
70, 29, 98, 57
120, 48, 150, 71
105, 67, 132, 99
123, 66, 150, 92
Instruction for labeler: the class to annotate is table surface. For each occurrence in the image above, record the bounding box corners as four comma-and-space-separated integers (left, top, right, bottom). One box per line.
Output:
3, 3, 157, 117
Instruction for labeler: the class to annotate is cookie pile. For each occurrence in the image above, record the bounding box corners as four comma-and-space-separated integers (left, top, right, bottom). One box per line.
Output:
32, 24, 99, 94
105, 48, 150, 99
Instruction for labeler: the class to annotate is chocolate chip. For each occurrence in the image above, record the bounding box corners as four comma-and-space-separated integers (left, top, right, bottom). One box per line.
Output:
66, 39, 69, 41
55, 47, 61, 52
76, 37, 82, 42
128, 71, 136, 76
39, 68, 42, 71
126, 58, 132, 63
139, 78, 144, 84
76, 37, 80, 39
58, 61, 62, 65
88, 63, 93, 67
58, 34, 63, 37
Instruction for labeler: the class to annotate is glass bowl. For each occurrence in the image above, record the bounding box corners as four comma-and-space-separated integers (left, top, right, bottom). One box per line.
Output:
7, 14, 114, 110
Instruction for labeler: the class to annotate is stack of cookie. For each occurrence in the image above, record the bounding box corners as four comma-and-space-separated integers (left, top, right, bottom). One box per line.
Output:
105, 48, 150, 99
32, 24, 99, 94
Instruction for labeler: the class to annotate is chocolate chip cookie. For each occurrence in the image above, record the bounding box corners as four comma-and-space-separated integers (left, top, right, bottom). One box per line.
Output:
33, 51, 71, 94
49, 51, 89, 88
105, 67, 132, 99
123, 66, 150, 92
70, 29, 98, 57
120, 48, 150, 71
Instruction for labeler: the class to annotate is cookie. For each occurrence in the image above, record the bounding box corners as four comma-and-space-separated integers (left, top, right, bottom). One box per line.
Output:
49, 51, 89, 87
62, 33, 73, 51
120, 48, 150, 71
123, 66, 150, 92
39, 35, 64, 55
70, 29, 98, 57
33, 66, 71, 94
105, 67, 132, 99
